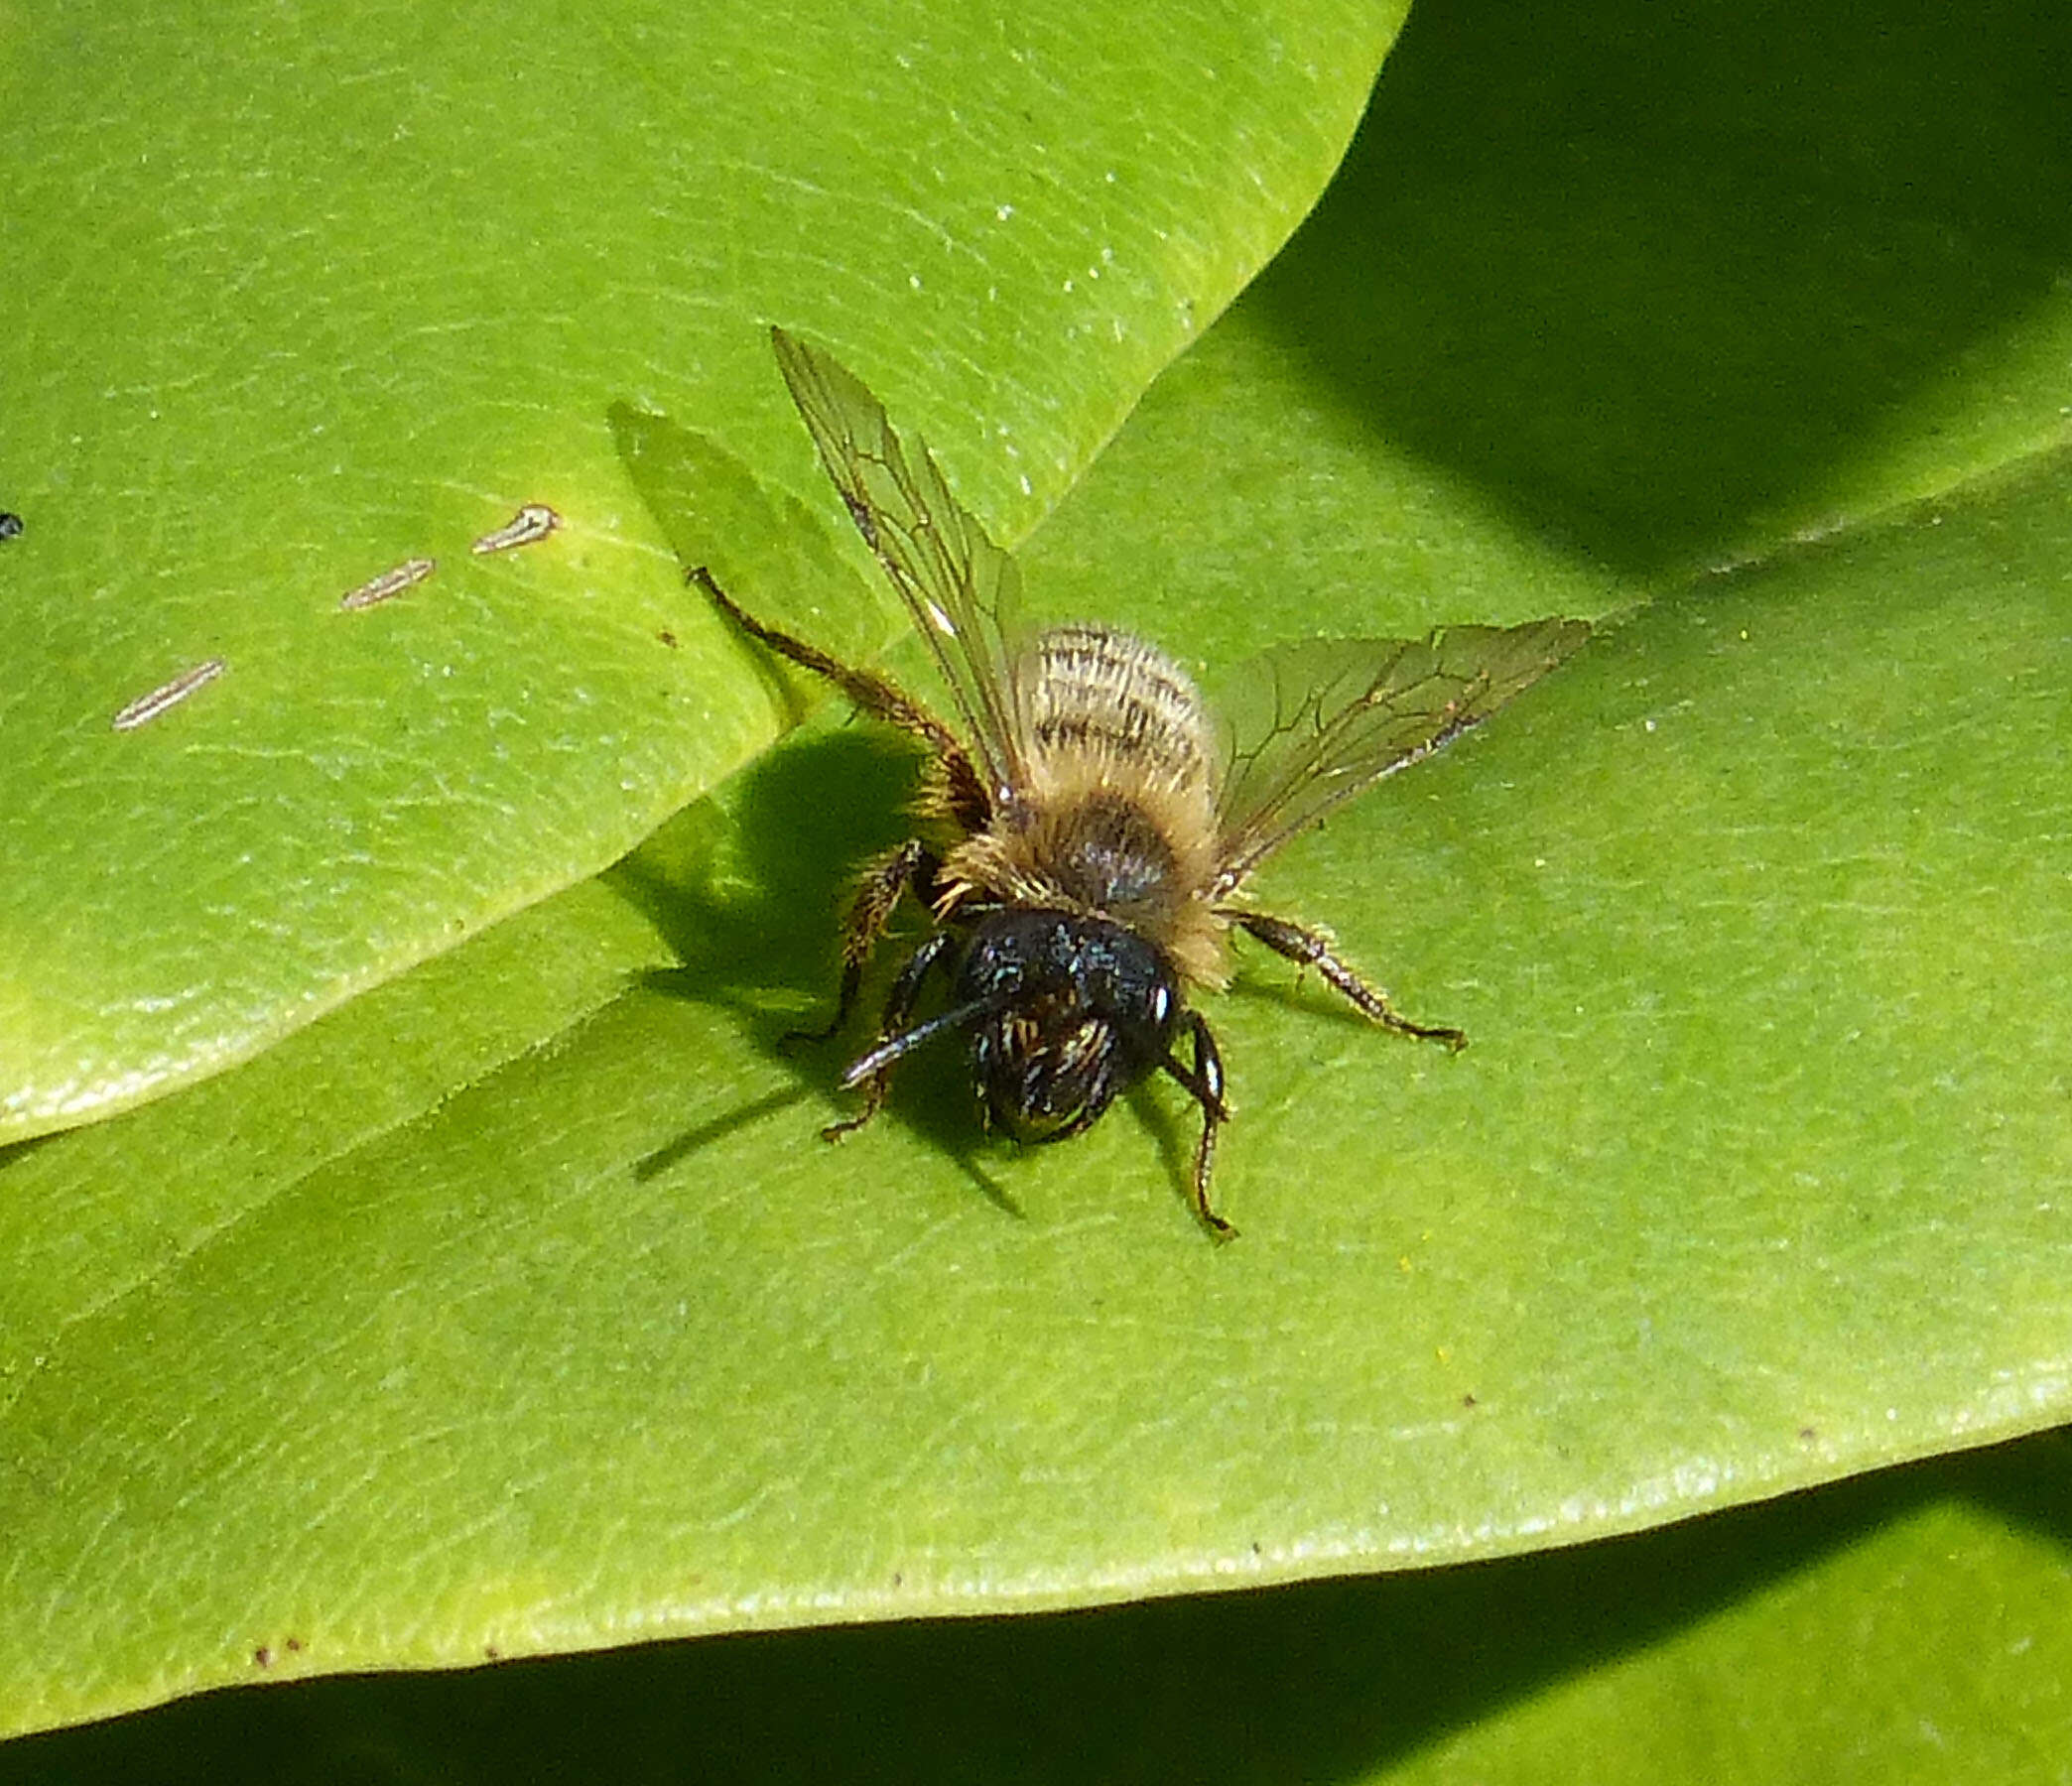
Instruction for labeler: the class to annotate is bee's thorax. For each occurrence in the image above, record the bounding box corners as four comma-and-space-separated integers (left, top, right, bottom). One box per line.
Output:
937, 625, 1230, 988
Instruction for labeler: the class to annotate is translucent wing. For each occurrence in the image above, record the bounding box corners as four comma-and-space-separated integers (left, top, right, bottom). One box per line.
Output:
1212, 616, 1590, 897
771, 326, 1024, 803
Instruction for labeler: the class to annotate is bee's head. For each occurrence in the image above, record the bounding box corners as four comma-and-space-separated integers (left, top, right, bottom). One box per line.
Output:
958, 910, 1182, 1143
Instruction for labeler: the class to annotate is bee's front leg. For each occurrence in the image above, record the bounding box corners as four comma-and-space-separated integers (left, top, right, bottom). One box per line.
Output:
791, 837, 941, 1047
1161, 1010, 1237, 1242
824, 928, 958, 1141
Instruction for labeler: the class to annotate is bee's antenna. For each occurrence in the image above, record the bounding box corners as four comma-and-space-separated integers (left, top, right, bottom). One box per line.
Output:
841, 995, 1005, 1087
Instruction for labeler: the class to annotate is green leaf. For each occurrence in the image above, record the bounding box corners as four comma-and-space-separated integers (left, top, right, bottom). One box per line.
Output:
9, 0, 2072, 1759
0, 0, 1401, 1141
7, 1437, 2072, 1779
7, 277, 2071, 1740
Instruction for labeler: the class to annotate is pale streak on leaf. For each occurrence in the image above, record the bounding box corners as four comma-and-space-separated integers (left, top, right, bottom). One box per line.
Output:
110, 657, 228, 731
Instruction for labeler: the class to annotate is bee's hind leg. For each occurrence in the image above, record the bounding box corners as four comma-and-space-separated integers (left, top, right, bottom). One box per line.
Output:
690, 566, 992, 829
1227, 911, 1468, 1052
1161, 1011, 1237, 1241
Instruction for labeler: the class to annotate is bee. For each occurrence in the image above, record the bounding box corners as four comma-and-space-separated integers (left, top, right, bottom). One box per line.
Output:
694, 326, 1588, 1238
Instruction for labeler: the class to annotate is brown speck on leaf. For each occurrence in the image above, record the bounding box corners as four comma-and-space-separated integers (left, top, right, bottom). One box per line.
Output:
285, 1636, 303, 1653
252, 1646, 273, 1669
1463, 1393, 1480, 1409
484, 1643, 503, 1661
658, 629, 680, 649
1799, 1426, 1818, 1442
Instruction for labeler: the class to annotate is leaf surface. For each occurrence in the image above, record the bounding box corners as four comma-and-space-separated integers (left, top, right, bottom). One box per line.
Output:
7, 0, 2072, 1754
0, 0, 1398, 1139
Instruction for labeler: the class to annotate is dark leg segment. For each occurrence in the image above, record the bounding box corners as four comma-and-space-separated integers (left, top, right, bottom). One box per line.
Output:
1227, 911, 1468, 1051
1161, 1010, 1236, 1241
790, 838, 939, 1045
691, 566, 991, 829
824, 929, 957, 1141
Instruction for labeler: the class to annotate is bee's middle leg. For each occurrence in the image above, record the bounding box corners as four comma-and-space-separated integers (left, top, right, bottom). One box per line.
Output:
1227, 911, 1467, 1051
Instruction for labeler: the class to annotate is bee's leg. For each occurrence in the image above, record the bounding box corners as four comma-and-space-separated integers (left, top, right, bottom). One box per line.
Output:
789, 837, 942, 1046
1161, 1011, 1237, 1241
691, 566, 992, 830
1227, 911, 1468, 1051
824, 928, 958, 1141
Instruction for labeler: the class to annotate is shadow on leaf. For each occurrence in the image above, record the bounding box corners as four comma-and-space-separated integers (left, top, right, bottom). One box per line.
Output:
605, 724, 1022, 1216
13, 1434, 2062, 1783
1253, 0, 2072, 576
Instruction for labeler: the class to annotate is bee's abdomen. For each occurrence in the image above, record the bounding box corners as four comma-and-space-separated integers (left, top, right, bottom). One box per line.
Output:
1019, 624, 1216, 796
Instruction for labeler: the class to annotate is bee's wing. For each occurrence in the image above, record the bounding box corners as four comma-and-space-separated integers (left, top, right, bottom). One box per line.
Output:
771, 326, 1023, 802
1211, 616, 1590, 898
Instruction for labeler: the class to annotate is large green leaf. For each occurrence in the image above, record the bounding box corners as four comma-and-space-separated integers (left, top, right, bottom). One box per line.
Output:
6, 288, 2070, 1738
7, 1436, 2070, 1782
8, 0, 2072, 1761
0, 0, 1397, 1141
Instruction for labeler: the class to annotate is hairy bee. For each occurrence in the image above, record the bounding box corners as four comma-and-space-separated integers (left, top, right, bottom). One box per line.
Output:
695, 327, 1587, 1238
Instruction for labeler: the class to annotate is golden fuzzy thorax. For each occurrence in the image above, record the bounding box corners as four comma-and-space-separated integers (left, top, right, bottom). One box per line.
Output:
938, 624, 1231, 990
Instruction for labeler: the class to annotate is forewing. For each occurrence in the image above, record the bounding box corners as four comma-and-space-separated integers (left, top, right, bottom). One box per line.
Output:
771, 326, 1023, 800
1212, 616, 1590, 896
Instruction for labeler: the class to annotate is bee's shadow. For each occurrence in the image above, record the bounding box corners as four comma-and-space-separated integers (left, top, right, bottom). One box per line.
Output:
611, 725, 1022, 1217
1121, 1078, 1208, 1233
